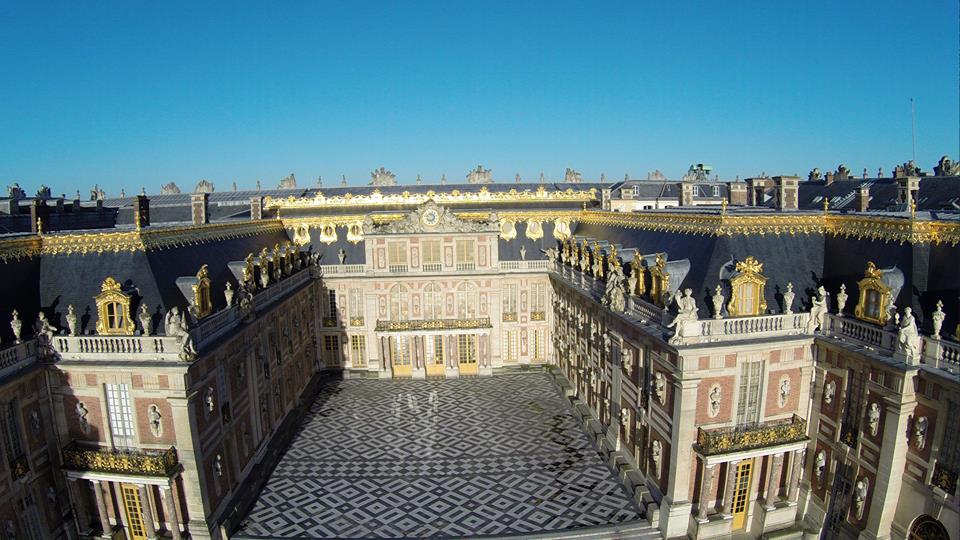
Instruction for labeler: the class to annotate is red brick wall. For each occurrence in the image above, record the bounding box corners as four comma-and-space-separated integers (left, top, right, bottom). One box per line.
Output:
765, 368, 800, 417
63, 395, 104, 442
134, 398, 176, 445
696, 375, 734, 425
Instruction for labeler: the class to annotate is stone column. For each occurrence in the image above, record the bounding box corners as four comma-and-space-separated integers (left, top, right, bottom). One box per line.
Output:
721, 460, 740, 516
787, 449, 804, 504
697, 461, 716, 522
764, 453, 784, 508
69, 479, 91, 534
138, 485, 158, 538
659, 377, 699, 538
161, 485, 182, 540
92, 480, 112, 535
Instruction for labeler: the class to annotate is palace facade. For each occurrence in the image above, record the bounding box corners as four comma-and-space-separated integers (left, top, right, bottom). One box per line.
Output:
0, 165, 957, 540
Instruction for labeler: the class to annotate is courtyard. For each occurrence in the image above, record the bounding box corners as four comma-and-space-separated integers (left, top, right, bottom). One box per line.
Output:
235, 372, 651, 539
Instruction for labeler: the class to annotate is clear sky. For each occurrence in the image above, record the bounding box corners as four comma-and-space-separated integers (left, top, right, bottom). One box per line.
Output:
1, 1, 958, 196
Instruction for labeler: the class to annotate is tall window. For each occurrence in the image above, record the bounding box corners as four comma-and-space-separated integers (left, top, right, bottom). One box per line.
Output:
349, 335, 366, 367
426, 335, 444, 366
840, 369, 866, 447
531, 283, 547, 319
1, 400, 25, 475
734, 283, 759, 316
348, 289, 363, 325
457, 334, 477, 364
503, 330, 517, 362
387, 242, 408, 273
105, 384, 135, 448
389, 284, 409, 320
390, 336, 411, 366
502, 283, 518, 321
328, 290, 338, 317
532, 329, 545, 360
456, 283, 477, 318
422, 240, 442, 272
323, 335, 340, 366
456, 239, 475, 271
735, 361, 762, 426
423, 284, 443, 319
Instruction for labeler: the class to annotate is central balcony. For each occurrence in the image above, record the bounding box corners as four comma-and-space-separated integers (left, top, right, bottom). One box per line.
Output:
375, 318, 492, 332
695, 415, 808, 456
62, 442, 180, 477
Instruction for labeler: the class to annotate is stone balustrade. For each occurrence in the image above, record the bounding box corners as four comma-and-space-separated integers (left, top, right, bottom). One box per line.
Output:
0, 340, 37, 379
677, 312, 810, 345
319, 264, 366, 275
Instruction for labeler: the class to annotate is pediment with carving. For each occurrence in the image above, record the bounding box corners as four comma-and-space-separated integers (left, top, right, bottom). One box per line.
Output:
363, 201, 498, 235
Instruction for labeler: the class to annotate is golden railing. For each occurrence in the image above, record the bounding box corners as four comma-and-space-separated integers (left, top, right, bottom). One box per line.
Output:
375, 318, 492, 332
62, 443, 180, 477
696, 415, 807, 456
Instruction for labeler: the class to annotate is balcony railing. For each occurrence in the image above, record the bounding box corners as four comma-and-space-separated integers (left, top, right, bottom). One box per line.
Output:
696, 415, 808, 456
375, 318, 492, 332
62, 443, 180, 477
53, 335, 182, 361
319, 264, 366, 276
0, 341, 37, 379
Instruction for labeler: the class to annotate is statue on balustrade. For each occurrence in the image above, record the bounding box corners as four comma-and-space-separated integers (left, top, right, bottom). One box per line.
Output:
667, 289, 698, 345
806, 286, 828, 334
897, 307, 921, 363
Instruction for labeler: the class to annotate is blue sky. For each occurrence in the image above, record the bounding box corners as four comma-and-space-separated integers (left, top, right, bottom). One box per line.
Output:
1, 1, 957, 196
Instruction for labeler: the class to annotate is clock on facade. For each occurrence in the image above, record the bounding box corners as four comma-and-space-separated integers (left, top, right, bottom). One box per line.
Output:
421, 208, 440, 227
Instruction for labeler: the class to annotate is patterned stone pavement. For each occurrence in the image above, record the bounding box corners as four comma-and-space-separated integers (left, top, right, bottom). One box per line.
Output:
235, 373, 649, 539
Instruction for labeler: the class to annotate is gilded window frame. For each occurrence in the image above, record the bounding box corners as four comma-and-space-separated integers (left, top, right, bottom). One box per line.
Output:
95, 277, 136, 335
727, 256, 768, 317
854, 261, 891, 326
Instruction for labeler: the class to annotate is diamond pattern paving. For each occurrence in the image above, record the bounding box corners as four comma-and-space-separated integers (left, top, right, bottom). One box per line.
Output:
235, 373, 646, 539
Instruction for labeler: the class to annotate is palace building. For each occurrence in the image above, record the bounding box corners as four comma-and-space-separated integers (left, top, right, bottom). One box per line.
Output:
0, 162, 958, 540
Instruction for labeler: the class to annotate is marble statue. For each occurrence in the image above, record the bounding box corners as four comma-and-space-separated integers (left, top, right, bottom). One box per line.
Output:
651, 440, 663, 478
10, 310, 22, 343
76, 402, 90, 434
824, 380, 836, 406
545, 247, 558, 269
602, 264, 627, 312
778, 377, 791, 407
138, 304, 151, 336
370, 167, 397, 186
914, 416, 928, 449
934, 155, 960, 176
164, 307, 197, 361
854, 478, 869, 519
708, 385, 721, 418
278, 173, 296, 189
466, 165, 492, 184
836, 284, 848, 316
897, 307, 921, 363
563, 168, 583, 183
65, 305, 77, 336
667, 289, 699, 345
160, 182, 181, 195
653, 372, 666, 405
205, 387, 215, 415
783, 282, 795, 314
224, 282, 234, 307
867, 402, 880, 436
34, 312, 57, 345
338, 248, 346, 265
148, 404, 163, 437
808, 168, 822, 182
807, 286, 828, 334
30, 410, 41, 435
815, 450, 826, 482
712, 284, 724, 319
932, 300, 945, 339
520, 245, 527, 261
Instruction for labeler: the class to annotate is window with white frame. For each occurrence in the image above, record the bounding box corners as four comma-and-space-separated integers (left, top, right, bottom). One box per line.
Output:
422, 240, 442, 271
424, 284, 443, 319
389, 284, 409, 320
502, 283, 518, 321
456, 282, 477, 318
348, 288, 363, 323
735, 360, 763, 426
105, 384, 135, 448
387, 241, 408, 272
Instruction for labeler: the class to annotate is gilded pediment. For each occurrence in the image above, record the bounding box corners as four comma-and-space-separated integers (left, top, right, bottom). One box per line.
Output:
363, 201, 499, 235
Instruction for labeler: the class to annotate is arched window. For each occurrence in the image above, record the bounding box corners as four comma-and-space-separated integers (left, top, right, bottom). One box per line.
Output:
727, 256, 768, 317
423, 284, 442, 319
456, 282, 477, 319
95, 277, 135, 335
389, 284, 409, 320
908, 515, 950, 540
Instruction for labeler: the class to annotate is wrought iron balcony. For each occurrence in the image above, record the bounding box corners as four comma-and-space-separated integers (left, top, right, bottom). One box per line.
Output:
62, 442, 180, 477
375, 318, 492, 332
696, 415, 808, 456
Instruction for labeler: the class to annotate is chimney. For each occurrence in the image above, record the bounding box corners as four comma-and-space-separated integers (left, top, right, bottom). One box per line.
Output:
250, 197, 263, 220
133, 194, 150, 228
774, 176, 800, 211
746, 177, 769, 206
856, 186, 870, 212
727, 183, 747, 206
825, 171, 835, 186
29, 200, 47, 233
601, 188, 611, 210
897, 176, 920, 206
191, 193, 209, 225
679, 182, 695, 206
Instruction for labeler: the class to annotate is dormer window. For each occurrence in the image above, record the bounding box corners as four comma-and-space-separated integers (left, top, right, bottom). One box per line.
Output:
727, 256, 768, 317
95, 277, 135, 335
855, 262, 892, 325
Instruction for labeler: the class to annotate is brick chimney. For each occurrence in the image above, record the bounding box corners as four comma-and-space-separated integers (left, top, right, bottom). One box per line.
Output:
727, 183, 747, 206
191, 193, 209, 225
679, 182, 695, 206
897, 176, 920, 206
856, 186, 870, 212
133, 194, 150, 228
825, 171, 835, 186
746, 177, 771, 206
250, 196, 263, 220
774, 176, 800, 211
